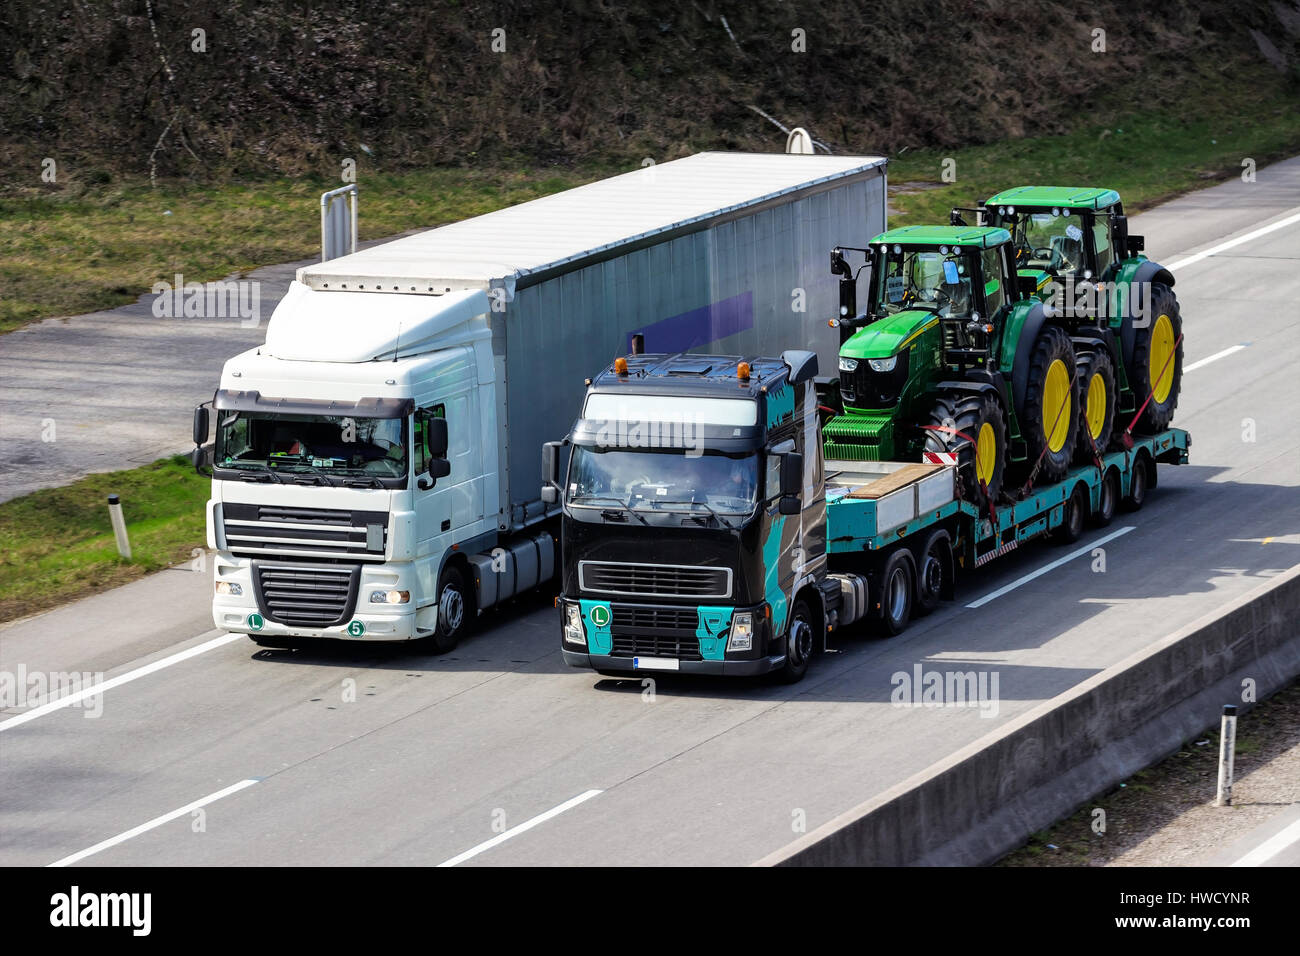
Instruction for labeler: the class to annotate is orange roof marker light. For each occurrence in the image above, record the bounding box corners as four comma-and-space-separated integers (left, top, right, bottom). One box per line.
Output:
737, 361, 751, 381
614, 356, 629, 375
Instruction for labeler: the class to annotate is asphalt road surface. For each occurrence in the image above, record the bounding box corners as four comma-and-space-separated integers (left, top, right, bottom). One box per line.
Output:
1, 162, 1298, 866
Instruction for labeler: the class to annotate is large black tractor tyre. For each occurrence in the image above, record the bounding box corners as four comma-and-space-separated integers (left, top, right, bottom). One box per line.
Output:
1020, 325, 1079, 484
1074, 345, 1117, 461
924, 391, 1006, 506
1128, 283, 1183, 433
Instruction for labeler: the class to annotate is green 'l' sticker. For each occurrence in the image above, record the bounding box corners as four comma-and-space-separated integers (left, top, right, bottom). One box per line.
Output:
589, 605, 610, 628
247, 613, 264, 631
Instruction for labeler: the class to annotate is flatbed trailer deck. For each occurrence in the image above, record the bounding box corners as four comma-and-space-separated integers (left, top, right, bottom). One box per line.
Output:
822, 428, 1190, 631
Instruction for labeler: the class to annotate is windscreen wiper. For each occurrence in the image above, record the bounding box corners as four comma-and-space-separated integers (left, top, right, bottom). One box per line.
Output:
652, 498, 736, 530
573, 494, 649, 526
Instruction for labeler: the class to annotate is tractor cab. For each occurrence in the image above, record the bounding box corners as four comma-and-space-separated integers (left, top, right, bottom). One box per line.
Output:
826, 225, 1029, 463
975, 187, 1145, 290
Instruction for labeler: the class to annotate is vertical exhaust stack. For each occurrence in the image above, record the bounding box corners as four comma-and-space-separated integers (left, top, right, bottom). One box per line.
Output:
630, 333, 645, 356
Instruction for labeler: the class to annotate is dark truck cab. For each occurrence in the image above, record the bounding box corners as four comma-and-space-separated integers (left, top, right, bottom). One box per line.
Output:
543, 350, 835, 682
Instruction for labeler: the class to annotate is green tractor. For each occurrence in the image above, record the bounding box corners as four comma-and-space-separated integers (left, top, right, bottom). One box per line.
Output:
825, 225, 1092, 504
962, 186, 1184, 456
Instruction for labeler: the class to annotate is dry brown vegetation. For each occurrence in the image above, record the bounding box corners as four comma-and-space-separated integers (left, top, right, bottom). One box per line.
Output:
3, 1, 1298, 182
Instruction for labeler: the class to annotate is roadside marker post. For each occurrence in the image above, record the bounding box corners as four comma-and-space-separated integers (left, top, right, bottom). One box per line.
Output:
1215, 704, 1238, 807
107, 494, 131, 560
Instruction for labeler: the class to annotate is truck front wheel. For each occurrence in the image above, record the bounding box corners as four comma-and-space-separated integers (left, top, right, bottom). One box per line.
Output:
426, 565, 474, 654
775, 598, 814, 684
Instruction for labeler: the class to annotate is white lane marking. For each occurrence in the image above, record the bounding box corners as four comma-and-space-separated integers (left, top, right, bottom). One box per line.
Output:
48, 779, 259, 867
1166, 210, 1300, 272
1230, 816, 1300, 867
965, 527, 1135, 609
437, 789, 603, 867
0, 631, 243, 733
1184, 345, 1246, 372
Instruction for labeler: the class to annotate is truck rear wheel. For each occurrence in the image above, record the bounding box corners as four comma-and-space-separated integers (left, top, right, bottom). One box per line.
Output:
877, 550, 914, 636
1128, 284, 1183, 433
775, 598, 814, 684
914, 530, 952, 617
1093, 469, 1118, 527
924, 391, 1006, 505
1123, 456, 1150, 511
1054, 484, 1087, 544
1074, 346, 1116, 460
1021, 325, 1079, 484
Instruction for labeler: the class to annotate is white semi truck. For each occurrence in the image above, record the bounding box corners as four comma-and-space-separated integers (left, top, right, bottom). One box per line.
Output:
193, 152, 887, 650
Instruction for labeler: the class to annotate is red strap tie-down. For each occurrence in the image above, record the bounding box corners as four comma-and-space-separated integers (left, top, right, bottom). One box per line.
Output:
1121, 332, 1183, 448
921, 423, 998, 524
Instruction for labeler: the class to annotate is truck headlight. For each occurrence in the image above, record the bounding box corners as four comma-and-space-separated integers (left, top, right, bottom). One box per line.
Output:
868, 355, 898, 372
838, 357, 858, 373
563, 604, 587, 648
727, 612, 754, 652
215, 581, 242, 596
369, 590, 410, 604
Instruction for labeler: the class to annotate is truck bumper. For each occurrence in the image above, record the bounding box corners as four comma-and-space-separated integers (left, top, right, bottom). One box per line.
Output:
211, 553, 422, 642
563, 649, 786, 677
558, 597, 784, 677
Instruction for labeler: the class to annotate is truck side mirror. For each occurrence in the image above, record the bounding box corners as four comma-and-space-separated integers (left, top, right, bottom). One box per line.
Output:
425, 417, 449, 458
541, 441, 563, 503
769, 452, 800, 512
193, 405, 210, 445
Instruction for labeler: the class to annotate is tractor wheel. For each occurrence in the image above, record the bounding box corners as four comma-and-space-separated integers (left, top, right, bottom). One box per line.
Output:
924, 391, 1006, 506
1074, 346, 1116, 461
1021, 325, 1079, 484
1128, 283, 1183, 433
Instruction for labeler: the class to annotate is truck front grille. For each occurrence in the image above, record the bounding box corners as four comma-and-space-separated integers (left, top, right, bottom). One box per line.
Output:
608, 605, 702, 660
222, 503, 388, 560
253, 563, 360, 628
579, 561, 731, 598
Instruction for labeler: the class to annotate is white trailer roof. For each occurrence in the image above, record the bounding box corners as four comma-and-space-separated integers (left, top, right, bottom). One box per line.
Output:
299, 152, 886, 294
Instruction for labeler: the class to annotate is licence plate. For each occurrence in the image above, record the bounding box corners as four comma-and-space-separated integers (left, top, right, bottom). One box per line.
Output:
633, 657, 679, 671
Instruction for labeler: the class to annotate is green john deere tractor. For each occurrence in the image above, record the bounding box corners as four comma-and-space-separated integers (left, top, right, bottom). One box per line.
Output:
964, 186, 1183, 457
825, 189, 1183, 506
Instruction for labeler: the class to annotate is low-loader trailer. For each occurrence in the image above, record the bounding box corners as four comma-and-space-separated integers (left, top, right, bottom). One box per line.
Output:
551, 349, 1188, 682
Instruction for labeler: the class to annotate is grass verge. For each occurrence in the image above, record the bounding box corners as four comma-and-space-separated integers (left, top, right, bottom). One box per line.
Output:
4, 79, 1297, 335
0, 456, 209, 624
0, 163, 617, 334
888, 87, 1300, 225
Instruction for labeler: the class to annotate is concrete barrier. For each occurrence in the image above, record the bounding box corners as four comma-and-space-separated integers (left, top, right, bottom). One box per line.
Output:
758, 562, 1300, 866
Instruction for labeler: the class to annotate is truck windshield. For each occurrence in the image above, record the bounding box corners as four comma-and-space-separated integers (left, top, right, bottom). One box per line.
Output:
215, 410, 408, 481
568, 446, 759, 515
873, 247, 974, 319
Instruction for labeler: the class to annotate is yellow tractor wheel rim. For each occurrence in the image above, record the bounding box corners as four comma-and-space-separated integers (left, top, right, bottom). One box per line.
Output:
1085, 369, 1108, 439
1150, 313, 1175, 404
1043, 358, 1071, 453
976, 421, 996, 486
